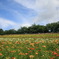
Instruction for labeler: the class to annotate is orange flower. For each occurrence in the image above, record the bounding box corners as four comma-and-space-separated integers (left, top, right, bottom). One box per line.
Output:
11, 57, 16, 59
19, 53, 25, 55
6, 46, 8, 48
29, 48, 35, 50
30, 43, 34, 47
54, 40, 58, 44
15, 41, 21, 44
56, 48, 59, 51
35, 42, 40, 44
38, 50, 41, 51
25, 53, 28, 55
52, 52, 58, 55
28, 51, 32, 53
29, 55, 34, 58
0, 53, 2, 56
35, 52, 38, 55
42, 45, 46, 48
1, 42, 5, 44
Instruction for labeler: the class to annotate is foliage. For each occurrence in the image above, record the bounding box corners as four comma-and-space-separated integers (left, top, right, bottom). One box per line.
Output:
0, 29, 4, 35
46, 21, 59, 33
0, 21, 59, 35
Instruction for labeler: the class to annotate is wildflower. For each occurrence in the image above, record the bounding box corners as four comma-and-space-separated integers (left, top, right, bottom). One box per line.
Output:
35, 52, 38, 55
11, 57, 16, 59
50, 57, 54, 59
28, 51, 32, 53
30, 43, 34, 47
29, 48, 35, 50
35, 42, 40, 44
25, 53, 28, 55
56, 54, 59, 56
42, 55, 44, 57
42, 45, 46, 48
38, 50, 41, 51
0, 53, 2, 56
25, 40, 29, 42
15, 41, 21, 44
6, 46, 8, 48
29, 55, 34, 58
1, 42, 5, 44
52, 52, 58, 55
54, 40, 58, 44
45, 51, 49, 52
19, 53, 25, 55
56, 48, 59, 51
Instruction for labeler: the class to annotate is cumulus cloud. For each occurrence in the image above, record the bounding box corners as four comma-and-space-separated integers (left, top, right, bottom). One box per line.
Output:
14, 0, 59, 24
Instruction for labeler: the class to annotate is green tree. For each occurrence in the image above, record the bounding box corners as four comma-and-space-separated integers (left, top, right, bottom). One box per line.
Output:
17, 27, 28, 34
46, 21, 59, 33
4, 29, 16, 34
0, 29, 4, 35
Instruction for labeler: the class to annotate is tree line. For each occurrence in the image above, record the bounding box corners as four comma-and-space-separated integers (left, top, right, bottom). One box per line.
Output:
0, 21, 59, 35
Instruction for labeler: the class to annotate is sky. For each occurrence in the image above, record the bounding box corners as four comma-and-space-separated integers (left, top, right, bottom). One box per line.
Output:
0, 0, 59, 30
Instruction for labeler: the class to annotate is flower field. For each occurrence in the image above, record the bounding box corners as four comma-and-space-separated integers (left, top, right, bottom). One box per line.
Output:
0, 33, 59, 59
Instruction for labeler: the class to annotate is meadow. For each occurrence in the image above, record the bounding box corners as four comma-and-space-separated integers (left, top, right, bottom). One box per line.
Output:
0, 33, 59, 59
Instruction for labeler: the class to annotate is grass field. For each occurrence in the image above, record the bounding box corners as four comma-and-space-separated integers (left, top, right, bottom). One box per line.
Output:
0, 33, 59, 59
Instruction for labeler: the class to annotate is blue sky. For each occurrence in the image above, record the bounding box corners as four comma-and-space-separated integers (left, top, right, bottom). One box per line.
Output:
0, 0, 59, 30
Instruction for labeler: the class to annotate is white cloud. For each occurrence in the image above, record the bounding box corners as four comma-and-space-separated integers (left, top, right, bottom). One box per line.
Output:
0, 0, 59, 30
21, 23, 31, 27
0, 3, 31, 24
14, 0, 59, 24
14, 0, 54, 11
0, 18, 18, 29
0, 18, 31, 30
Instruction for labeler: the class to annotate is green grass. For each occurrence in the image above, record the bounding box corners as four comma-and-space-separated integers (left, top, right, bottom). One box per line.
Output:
0, 34, 59, 59
0, 33, 59, 38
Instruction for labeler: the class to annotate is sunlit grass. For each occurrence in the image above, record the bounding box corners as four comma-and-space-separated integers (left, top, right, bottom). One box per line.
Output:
0, 33, 59, 38
0, 34, 59, 59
